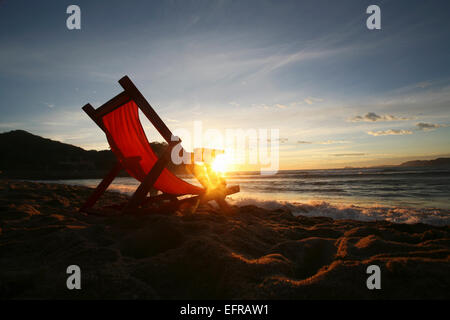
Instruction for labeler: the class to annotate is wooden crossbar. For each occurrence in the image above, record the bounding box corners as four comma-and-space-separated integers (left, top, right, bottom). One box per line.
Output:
119, 76, 174, 143
96, 91, 131, 118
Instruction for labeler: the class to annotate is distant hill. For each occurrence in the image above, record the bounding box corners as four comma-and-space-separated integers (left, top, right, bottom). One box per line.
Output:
399, 158, 450, 167
0, 130, 171, 179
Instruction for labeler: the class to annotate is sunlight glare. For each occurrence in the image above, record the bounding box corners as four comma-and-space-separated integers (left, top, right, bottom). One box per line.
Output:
211, 153, 228, 173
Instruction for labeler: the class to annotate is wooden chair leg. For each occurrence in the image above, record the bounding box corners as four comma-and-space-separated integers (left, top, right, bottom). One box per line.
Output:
123, 141, 176, 213
186, 197, 201, 215
80, 162, 122, 212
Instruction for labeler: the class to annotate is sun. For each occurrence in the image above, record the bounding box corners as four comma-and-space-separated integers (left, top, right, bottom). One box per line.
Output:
211, 153, 229, 174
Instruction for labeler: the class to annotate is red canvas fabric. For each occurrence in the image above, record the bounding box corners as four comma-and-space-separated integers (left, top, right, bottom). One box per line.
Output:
102, 100, 204, 195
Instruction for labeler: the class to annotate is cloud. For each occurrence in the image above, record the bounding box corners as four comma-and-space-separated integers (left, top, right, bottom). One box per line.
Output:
297, 140, 350, 144
366, 122, 446, 137
0, 122, 23, 129
252, 102, 291, 110
350, 112, 411, 122
415, 81, 432, 89
267, 137, 288, 143
297, 139, 350, 145
332, 153, 366, 157
316, 140, 350, 145
367, 129, 413, 136
304, 97, 323, 105
253, 99, 322, 110
416, 122, 447, 131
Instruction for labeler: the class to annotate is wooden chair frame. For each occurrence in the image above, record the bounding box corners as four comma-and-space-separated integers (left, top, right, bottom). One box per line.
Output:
79, 76, 239, 215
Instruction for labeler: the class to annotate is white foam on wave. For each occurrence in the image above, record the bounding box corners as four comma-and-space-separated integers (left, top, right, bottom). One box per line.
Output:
60, 179, 449, 226
228, 197, 450, 226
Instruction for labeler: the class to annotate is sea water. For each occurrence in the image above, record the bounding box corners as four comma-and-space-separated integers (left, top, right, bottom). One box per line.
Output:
42, 166, 450, 225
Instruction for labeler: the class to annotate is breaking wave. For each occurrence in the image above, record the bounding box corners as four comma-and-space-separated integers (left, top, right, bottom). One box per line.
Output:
229, 197, 450, 226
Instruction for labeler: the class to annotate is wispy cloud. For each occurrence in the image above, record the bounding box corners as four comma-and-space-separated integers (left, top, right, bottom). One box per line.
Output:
252, 102, 290, 110
366, 122, 447, 137
414, 81, 432, 89
368, 129, 413, 136
416, 122, 448, 131
304, 97, 323, 105
297, 139, 350, 145
316, 140, 350, 145
0, 122, 23, 129
251, 98, 323, 110
349, 112, 411, 122
268, 137, 288, 143
332, 153, 366, 157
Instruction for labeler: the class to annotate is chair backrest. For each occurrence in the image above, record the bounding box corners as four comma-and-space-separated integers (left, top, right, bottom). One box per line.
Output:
83, 77, 204, 195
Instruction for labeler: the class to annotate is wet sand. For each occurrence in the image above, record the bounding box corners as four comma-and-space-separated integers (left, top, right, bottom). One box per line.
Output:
0, 180, 449, 299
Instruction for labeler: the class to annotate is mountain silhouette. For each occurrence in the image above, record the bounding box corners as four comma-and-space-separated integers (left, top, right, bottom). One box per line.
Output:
0, 130, 169, 179
399, 158, 450, 167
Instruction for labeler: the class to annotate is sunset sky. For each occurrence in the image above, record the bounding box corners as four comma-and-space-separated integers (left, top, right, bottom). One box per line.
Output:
0, 0, 449, 170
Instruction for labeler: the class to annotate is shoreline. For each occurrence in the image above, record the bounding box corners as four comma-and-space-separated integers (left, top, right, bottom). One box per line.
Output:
0, 179, 449, 299
18, 177, 450, 226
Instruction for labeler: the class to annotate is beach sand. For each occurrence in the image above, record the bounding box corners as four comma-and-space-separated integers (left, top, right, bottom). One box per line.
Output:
0, 180, 449, 299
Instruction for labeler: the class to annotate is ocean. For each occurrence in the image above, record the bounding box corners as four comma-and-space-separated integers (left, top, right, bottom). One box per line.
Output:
43, 166, 450, 226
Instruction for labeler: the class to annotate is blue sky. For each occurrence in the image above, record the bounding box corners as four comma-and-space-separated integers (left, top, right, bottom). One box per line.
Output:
0, 0, 449, 169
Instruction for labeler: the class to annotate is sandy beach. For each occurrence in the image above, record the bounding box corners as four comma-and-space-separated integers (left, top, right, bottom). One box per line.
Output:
0, 179, 449, 299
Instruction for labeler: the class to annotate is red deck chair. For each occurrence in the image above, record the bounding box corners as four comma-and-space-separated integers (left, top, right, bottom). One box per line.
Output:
80, 76, 239, 214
